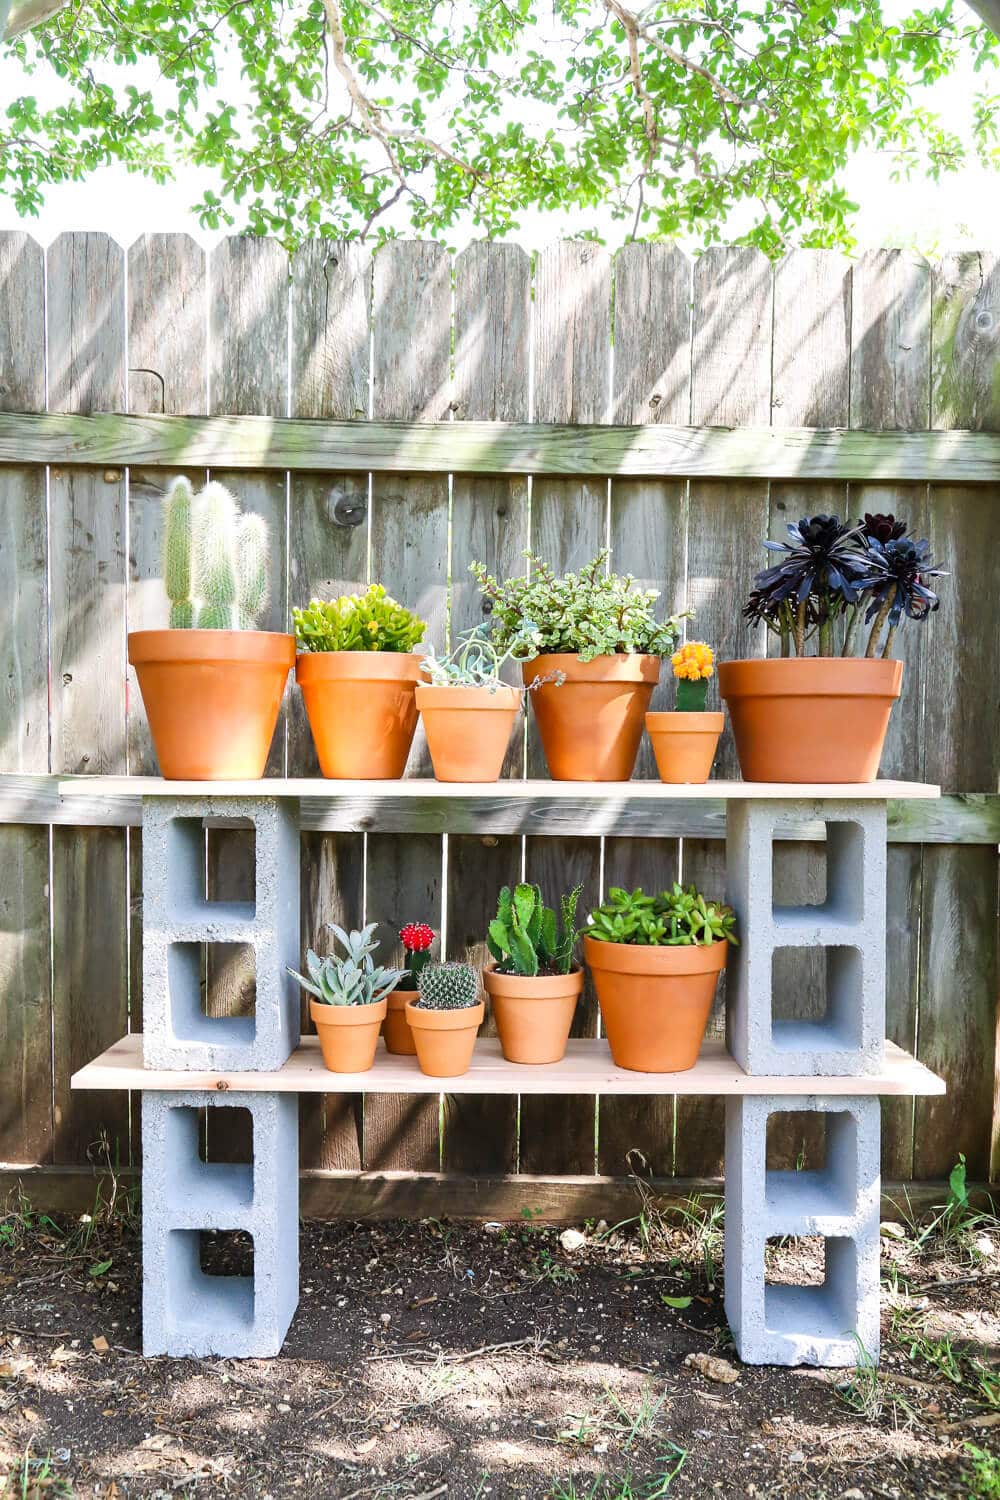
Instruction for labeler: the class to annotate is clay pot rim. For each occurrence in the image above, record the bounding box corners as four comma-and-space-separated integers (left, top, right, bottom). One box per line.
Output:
718, 657, 902, 699
583, 933, 728, 976
646, 711, 725, 731
482, 962, 584, 998
309, 996, 388, 1026
404, 998, 485, 1030
128, 629, 296, 666
415, 683, 521, 711
296, 649, 425, 684
522, 652, 661, 685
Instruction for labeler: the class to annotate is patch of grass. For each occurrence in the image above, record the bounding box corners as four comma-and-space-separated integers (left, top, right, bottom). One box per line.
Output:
547, 1446, 686, 1500
2, 1451, 75, 1499
601, 1153, 724, 1289
964, 1443, 1000, 1499
558, 1380, 671, 1456
896, 1157, 999, 1260
836, 1339, 918, 1428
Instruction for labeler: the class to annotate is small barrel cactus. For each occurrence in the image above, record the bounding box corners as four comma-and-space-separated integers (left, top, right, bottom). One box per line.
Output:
416, 962, 479, 1010
160, 478, 270, 630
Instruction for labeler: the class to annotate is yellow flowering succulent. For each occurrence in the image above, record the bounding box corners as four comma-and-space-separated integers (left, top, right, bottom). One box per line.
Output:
671, 641, 715, 710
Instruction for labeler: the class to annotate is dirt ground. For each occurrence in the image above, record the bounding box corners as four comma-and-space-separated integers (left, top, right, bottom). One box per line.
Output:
1, 1183, 998, 1500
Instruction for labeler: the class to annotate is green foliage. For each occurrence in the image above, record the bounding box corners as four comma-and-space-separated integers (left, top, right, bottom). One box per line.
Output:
487, 881, 582, 976
472, 551, 687, 663
421, 621, 540, 688
587, 884, 738, 947
293, 584, 425, 653
2, 2, 997, 254
161, 478, 270, 630
287, 920, 404, 1006
416, 961, 480, 1010
964, 1443, 1000, 1499
675, 677, 708, 712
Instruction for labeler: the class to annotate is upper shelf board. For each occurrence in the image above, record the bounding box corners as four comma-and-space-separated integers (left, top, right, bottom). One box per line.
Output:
57, 776, 942, 801
72, 1035, 946, 1097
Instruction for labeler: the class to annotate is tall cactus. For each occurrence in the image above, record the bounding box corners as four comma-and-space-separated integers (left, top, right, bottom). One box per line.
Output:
163, 476, 196, 628
160, 479, 270, 630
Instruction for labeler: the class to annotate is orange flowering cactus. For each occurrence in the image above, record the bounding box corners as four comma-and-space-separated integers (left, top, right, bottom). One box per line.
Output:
671, 641, 715, 711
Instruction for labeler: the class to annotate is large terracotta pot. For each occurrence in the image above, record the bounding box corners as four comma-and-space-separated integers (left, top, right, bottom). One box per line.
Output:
645, 711, 724, 785
296, 651, 423, 779
483, 964, 583, 1064
415, 684, 520, 782
128, 629, 295, 780
718, 658, 903, 783
310, 997, 387, 1073
383, 988, 418, 1056
522, 654, 661, 781
584, 934, 727, 1073
405, 999, 484, 1078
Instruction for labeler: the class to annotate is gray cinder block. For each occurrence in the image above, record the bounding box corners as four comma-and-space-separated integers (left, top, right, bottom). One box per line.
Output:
724, 1095, 880, 1366
726, 801, 886, 1076
141, 796, 301, 1070
141, 1090, 299, 1358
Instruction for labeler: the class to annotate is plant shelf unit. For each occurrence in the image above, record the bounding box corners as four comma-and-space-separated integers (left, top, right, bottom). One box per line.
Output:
62, 774, 943, 1365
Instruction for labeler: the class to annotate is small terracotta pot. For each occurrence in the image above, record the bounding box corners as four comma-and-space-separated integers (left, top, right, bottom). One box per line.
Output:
405, 998, 485, 1078
296, 650, 423, 779
310, 996, 387, 1073
645, 711, 724, 785
584, 933, 727, 1073
128, 629, 295, 780
483, 964, 583, 1064
416, 684, 520, 782
383, 988, 418, 1056
522, 654, 661, 781
718, 657, 903, 783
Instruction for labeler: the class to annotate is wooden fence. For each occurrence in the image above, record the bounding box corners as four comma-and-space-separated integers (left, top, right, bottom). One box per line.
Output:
0, 232, 997, 1213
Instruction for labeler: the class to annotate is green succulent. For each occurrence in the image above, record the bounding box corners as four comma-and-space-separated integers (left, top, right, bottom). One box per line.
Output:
287, 921, 404, 1006
416, 962, 480, 1010
487, 882, 581, 977
293, 584, 426, 653
587, 885, 738, 948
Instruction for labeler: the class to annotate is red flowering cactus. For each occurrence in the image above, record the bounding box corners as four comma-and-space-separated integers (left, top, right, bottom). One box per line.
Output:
399, 921, 435, 985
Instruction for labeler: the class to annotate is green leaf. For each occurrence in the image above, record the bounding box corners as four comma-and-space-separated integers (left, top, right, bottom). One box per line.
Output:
660, 1294, 693, 1309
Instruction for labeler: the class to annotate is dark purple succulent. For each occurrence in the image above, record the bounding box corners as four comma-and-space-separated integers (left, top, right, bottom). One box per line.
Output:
862, 536, 946, 625
860, 512, 908, 544
753, 515, 872, 609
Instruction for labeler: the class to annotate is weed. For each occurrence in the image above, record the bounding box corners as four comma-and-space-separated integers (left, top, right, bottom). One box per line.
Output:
547, 1446, 686, 1499
836, 1338, 918, 1428
897, 1157, 999, 1260
3, 1450, 75, 1498
964, 1443, 1000, 1499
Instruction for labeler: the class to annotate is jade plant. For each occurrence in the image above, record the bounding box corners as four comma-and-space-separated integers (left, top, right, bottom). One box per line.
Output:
163, 476, 269, 630
287, 922, 404, 1006
471, 550, 688, 662
587, 885, 738, 947
399, 921, 435, 987
487, 882, 582, 977
293, 584, 426, 653
743, 513, 946, 658
415, 962, 480, 1009
670, 641, 715, 711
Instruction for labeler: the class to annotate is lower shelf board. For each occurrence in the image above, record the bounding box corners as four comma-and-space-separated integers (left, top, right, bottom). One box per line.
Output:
71, 1035, 946, 1097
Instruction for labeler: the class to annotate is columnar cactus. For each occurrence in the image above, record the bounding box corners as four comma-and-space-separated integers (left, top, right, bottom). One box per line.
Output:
160, 478, 270, 630
416, 962, 479, 1010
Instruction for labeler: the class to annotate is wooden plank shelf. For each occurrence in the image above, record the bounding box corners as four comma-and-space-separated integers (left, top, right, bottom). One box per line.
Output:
72, 1035, 946, 1097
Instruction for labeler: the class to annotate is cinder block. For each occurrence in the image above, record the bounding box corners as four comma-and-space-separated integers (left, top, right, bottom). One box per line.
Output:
141, 1090, 299, 1358
724, 1095, 880, 1366
726, 801, 886, 1075
141, 796, 301, 1070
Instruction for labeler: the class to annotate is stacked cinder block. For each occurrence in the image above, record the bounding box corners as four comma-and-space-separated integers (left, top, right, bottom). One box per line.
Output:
724, 800, 885, 1367
140, 795, 301, 1357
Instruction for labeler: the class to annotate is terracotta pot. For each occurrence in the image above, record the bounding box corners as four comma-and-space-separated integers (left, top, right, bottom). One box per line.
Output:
522, 654, 661, 781
645, 711, 724, 785
415, 684, 520, 782
296, 651, 423, 779
405, 998, 485, 1078
584, 933, 727, 1073
718, 658, 903, 783
383, 988, 418, 1056
483, 964, 583, 1064
310, 996, 387, 1073
128, 629, 295, 780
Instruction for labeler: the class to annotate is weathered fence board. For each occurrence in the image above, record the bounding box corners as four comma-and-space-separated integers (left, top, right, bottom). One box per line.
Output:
0, 234, 996, 1201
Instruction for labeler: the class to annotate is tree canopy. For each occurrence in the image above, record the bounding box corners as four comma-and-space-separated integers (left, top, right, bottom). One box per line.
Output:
2, 0, 998, 252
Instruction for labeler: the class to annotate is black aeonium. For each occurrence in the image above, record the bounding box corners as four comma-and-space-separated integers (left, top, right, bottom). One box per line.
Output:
861, 535, 946, 657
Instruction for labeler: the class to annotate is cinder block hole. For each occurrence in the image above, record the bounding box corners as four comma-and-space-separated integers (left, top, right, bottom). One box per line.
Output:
165, 816, 256, 917
161, 1104, 254, 1209
770, 945, 862, 1055
772, 822, 863, 923
765, 1110, 858, 1218
764, 1235, 857, 1341
165, 1230, 255, 1332
167, 941, 256, 1046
